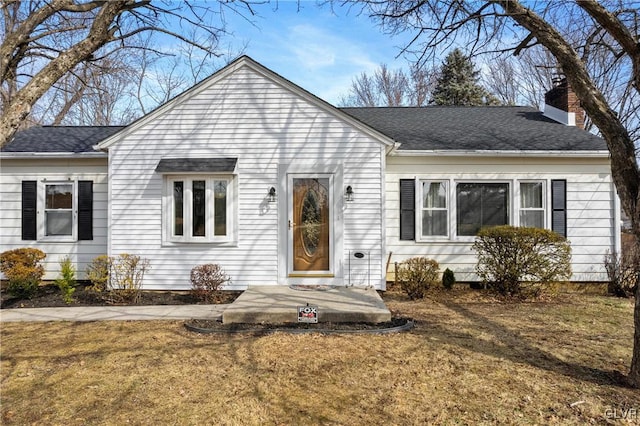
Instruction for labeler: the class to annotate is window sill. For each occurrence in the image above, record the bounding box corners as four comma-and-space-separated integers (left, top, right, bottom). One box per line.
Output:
38, 236, 77, 243
162, 240, 238, 247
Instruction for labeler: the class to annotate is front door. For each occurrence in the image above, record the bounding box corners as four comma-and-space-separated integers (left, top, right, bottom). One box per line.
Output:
288, 175, 332, 276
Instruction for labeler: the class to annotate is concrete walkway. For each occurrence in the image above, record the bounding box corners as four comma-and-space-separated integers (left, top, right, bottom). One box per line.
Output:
0, 286, 392, 324
0, 304, 225, 323
223, 286, 391, 324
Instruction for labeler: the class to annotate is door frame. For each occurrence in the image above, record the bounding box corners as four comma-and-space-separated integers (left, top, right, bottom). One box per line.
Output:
278, 163, 343, 285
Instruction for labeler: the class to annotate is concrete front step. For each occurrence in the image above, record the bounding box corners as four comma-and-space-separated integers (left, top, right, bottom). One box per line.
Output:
221, 285, 392, 324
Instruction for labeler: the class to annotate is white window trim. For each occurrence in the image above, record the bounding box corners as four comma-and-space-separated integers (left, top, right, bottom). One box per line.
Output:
517, 180, 547, 228
38, 180, 77, 242
163, 175, 236, 244
417, 179, 450, 241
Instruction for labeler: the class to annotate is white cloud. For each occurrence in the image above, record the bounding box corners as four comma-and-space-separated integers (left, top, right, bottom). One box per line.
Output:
222, 4, 413, 104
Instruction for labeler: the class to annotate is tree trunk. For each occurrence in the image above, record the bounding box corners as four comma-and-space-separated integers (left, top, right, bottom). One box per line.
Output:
630, 233, 640, 387
492, 0, 640, 387
0, 1, 128, 147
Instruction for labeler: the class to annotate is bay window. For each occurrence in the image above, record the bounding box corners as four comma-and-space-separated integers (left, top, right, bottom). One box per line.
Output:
166, 176, 233, 243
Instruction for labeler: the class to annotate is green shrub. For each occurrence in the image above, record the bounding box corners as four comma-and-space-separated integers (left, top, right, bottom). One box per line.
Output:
396, 257, 440, 300
473, 225, 572, 297
442, 268, 456, 290
109, 254, 150, 303
190, 264, 229, 303
55, 256, 77, 304
86, 255, 111, 294
0, 248, 46, 299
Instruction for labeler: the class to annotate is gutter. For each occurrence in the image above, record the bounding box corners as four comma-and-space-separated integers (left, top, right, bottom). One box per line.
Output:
390, 149, 610, 158
0, 152, 108, 159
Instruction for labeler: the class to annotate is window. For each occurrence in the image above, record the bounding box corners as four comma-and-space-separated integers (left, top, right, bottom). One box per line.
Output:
21, 180, 93, 241
420, 181, 448, 237
45, 183, 73, 236
520, 181, 545, 228
166, 176, 233, 243
456, 183, 509, 236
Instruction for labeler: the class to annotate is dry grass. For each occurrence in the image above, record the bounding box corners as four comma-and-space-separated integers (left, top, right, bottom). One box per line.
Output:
1, 289, 638, 425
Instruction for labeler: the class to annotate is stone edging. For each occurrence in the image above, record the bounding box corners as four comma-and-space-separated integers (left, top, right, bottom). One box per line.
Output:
184, 319, 414, 335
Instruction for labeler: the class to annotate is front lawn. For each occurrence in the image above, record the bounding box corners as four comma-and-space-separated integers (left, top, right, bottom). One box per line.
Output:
1, 290, 637, 424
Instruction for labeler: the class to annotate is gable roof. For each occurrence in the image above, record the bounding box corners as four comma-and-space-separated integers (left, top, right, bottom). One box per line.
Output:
0, 57, 608, 157
96, 55, 396, 150
2, 126, 123, 153
341, 106, 607, 152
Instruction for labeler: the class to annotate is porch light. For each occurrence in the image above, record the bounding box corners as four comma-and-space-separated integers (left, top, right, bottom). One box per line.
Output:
268, 187, 277, 202
345, 185, 354, 202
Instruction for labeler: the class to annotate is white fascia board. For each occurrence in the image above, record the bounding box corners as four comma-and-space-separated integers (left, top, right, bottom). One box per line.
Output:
96, 56, 397, 150
0, 152, 108, 159
390, 149, 610, 158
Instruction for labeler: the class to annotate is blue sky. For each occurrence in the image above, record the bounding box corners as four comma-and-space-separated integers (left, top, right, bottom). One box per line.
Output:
221, 2, 413, 104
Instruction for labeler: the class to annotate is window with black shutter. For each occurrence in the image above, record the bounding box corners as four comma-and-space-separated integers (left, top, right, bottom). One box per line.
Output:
551, 179, 567, 237
399, 179, 415, 241
21, 180, 93, 241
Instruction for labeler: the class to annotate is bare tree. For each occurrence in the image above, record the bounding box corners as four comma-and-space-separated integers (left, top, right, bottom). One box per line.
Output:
0, 0, 259, 146
340, 63, 436, 106
343, 0, 640, 387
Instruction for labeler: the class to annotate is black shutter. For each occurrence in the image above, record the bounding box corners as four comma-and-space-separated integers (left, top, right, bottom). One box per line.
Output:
399, 179, 415, 241
551, 179, 567, 237
21, 181, 37, 240
78, 180, 93, 240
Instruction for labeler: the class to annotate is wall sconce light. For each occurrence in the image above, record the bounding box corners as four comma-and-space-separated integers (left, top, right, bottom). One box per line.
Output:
268, 187, 277, 202
345, 185, 354, 202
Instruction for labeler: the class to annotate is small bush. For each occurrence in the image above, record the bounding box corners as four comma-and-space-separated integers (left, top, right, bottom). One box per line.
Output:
86, 255, 111, 294
396, 257, 440, 300
108, 254, 150, 303
0, 248, 46, 299
55, 256, 77, 304
190, 264, 229, 303
473, 226, 572, 297
604, 245, 639, 298
442, 268, 456, 290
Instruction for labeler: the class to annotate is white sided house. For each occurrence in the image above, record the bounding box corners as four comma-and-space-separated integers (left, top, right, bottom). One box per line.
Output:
0, 56, 618, 289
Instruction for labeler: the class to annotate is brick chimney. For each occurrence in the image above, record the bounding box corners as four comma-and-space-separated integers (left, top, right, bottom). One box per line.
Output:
543, 77, 585, 129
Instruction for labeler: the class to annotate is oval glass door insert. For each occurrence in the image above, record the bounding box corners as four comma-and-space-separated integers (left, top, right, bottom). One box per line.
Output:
301, 189, 321, 255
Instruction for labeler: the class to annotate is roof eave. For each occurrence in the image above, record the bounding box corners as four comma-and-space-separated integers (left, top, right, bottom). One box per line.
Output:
390, 149, 610, 158
0, 151, 108, 159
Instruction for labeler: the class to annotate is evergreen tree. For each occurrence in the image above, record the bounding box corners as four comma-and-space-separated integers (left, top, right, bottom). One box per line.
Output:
432, 49, 499, 106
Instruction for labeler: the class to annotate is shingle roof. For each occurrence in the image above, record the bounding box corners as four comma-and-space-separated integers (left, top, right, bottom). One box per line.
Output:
340, 106, 607, 151
2, 107, 607, 154
2, 126, 124, 153
155, 158, 238, 173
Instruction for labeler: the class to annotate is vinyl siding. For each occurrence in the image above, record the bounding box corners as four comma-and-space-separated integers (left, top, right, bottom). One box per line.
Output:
385, 155, 616, 282
108, 65, 386, 290
0, 158, 108, 279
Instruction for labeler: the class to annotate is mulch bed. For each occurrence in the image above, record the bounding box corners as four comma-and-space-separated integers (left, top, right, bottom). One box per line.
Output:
0, 282, 241, 309
184, 317, 413, 334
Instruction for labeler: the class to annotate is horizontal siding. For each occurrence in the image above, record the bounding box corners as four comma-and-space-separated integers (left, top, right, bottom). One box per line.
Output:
385, 155, 615, 282
0, 159, 109, 279
108, 65, 385, 290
